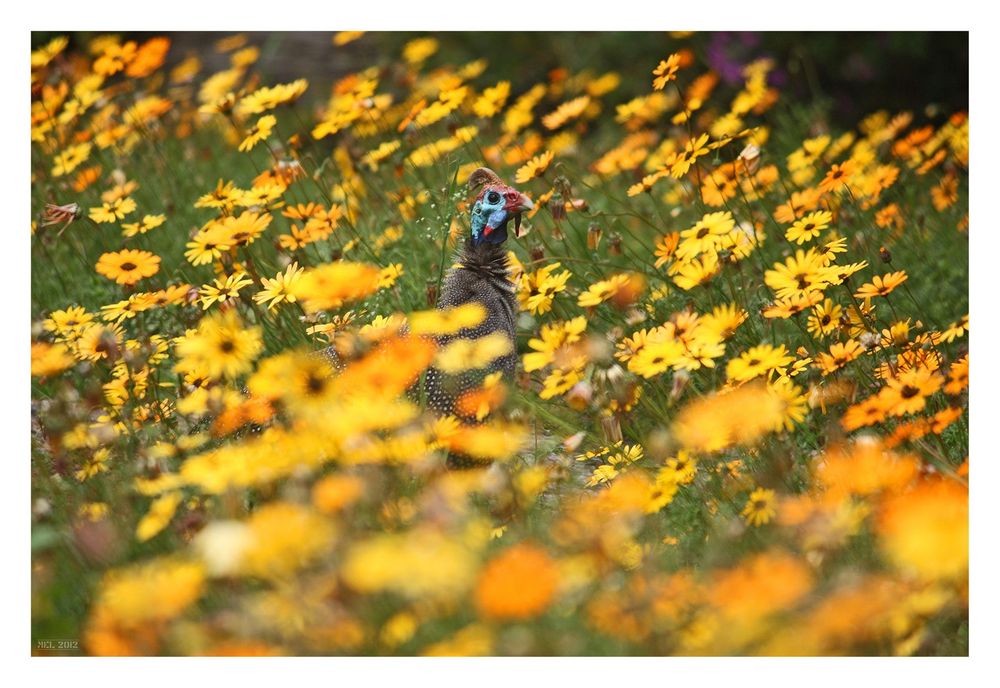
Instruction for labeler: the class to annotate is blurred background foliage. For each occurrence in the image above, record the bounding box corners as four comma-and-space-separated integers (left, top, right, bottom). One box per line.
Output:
33, 31, 968, 127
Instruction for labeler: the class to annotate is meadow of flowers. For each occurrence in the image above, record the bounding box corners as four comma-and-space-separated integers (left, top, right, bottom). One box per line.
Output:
30, 32, 968, 657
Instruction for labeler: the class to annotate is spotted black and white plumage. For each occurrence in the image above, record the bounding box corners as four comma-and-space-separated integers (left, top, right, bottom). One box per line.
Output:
426, 238, 520, 468
428, 168, 532, 468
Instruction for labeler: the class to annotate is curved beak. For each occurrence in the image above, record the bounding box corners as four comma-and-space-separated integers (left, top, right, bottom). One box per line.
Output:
509, 193, 533, 238
514, 192, 534, 213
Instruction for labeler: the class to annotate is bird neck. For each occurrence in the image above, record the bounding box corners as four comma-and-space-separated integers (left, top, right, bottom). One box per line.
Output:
458, 238, 511, 281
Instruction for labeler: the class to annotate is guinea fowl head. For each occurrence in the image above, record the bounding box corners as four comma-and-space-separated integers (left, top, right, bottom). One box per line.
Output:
467, 167, 534, 247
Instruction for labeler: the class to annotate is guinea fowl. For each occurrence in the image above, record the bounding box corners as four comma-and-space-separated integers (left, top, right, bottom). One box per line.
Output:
315, 168, 532, 467
425, 167, 533, 468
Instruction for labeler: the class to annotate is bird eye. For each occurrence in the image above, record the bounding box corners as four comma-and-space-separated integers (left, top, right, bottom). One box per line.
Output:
487, 191, 501, 204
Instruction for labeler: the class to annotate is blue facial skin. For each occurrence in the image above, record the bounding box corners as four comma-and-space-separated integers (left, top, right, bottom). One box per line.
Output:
470, 190, 510, 246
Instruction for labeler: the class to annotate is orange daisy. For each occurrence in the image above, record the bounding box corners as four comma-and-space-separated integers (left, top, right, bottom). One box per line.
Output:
854, 271, 908, 299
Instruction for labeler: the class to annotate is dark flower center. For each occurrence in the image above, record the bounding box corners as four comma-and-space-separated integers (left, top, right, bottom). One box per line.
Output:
900, 385, 920, 399
219, 339, 236, 353
305, 374, 326, 394
120, 262, 137, 271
